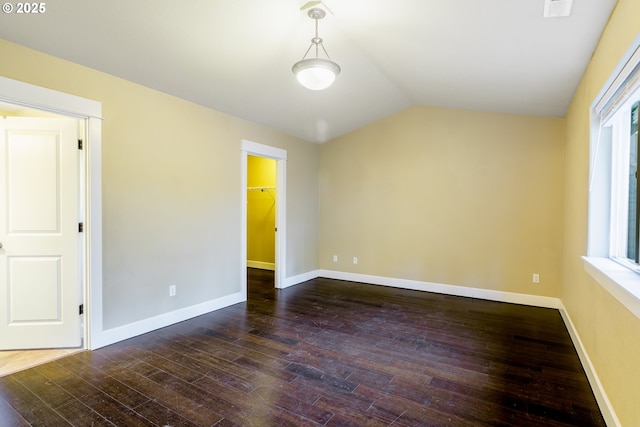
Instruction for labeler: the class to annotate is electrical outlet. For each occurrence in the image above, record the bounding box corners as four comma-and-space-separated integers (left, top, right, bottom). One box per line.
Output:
169, 285, 177, 296
532, 274, 540, 284
353, 257, 358, 264
333, 255, 338, 262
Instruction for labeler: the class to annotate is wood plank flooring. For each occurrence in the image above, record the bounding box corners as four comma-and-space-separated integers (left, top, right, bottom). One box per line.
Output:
0, 269, 605, 426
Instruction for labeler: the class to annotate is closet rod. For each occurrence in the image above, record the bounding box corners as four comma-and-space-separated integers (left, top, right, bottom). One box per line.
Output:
247, 186, 276, 191
247, 186, 275, 202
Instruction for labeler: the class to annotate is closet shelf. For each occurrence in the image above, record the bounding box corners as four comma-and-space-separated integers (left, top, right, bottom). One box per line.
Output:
247, 186, 276, 191
247, 186, 276, 201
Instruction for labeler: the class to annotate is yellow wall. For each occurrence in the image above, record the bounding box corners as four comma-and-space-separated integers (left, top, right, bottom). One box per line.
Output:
320, 106, 565, 297
247, 155, 276, 266
0, 39, 319, 330
563, 0, 640, 424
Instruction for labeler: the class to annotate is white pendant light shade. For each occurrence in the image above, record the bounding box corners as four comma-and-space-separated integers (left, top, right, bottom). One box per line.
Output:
292, 58, 341, 91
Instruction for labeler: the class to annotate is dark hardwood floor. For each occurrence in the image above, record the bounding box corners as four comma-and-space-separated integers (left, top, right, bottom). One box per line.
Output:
0, 269, 605, 426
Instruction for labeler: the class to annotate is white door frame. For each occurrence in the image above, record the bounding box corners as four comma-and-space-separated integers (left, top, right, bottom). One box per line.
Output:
0, 76, 103, 350
241, 140, 287, 291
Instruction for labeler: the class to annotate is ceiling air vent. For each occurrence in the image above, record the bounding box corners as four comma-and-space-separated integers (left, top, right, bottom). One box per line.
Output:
543, 0, 573, 18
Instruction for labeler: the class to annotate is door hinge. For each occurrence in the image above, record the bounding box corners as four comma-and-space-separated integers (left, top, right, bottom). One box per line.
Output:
79, 304, 84, 315
78, 139, 83, 150
79, 222, 84, 233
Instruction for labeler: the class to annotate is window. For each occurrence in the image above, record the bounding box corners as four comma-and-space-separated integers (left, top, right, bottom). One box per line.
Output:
585, 37, 640, 320
606, 94, 640, 269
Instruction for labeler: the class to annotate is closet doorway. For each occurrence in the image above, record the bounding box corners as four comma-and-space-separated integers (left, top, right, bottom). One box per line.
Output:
241, 140, 287, 293
247, 155, 277, 272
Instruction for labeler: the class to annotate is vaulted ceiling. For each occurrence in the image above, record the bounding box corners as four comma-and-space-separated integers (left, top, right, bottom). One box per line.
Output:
0, 0, 617, 142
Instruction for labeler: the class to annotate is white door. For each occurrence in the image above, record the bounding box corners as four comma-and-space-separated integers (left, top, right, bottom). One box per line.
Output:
0, 117, 81, 350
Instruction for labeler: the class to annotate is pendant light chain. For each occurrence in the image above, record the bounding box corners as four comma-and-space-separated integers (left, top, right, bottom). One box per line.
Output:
315, 16, 319, 58
299, 11, 333, 61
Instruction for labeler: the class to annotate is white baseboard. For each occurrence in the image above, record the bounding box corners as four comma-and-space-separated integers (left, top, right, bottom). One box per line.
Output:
318, 269, 561, 308
558, 302, 620, 427
90, 291, 245, 350
282, 269, 321, 289
247, 260, 275, 271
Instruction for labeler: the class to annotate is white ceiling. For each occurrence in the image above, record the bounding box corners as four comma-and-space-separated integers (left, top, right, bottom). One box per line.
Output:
0, 0, 617, 143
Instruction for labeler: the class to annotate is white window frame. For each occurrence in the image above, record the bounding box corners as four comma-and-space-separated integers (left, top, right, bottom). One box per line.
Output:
585, 36, 640, 320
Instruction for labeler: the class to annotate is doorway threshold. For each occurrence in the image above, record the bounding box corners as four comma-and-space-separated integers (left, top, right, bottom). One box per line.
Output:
0, 348, 84, 377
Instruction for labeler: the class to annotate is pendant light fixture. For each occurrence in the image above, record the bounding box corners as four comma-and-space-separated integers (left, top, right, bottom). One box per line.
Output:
292, 8, 341, 91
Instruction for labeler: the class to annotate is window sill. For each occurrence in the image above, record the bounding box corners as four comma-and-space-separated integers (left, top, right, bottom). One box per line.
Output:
583, 256, 640, 320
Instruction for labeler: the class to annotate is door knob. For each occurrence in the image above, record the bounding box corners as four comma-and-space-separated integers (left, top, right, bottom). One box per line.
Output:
0, 242, 3, 249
